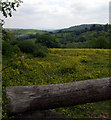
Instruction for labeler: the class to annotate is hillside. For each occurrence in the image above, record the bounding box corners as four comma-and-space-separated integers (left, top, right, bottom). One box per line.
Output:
5, 28, 49, 41
52, 24, 109, 48
4, 24, 109, 49
55, 24, 93, 32
5, 28, 47, 35
5, 24, 104, 36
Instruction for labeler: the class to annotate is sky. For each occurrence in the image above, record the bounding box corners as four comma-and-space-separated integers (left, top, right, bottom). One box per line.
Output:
3, 0, 110, 30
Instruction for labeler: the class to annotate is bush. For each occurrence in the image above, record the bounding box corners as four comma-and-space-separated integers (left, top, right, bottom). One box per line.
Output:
18, 41, 35, 53
35, 33, 59, 48
33, 44, 49, 57
17, 41, 49, 57
2, 41, 21, 58
87, 36, 108, 49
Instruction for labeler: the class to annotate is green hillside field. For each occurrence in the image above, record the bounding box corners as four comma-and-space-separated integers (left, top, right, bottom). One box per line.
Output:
5, 28, 47, 35
2, 48, 111, 119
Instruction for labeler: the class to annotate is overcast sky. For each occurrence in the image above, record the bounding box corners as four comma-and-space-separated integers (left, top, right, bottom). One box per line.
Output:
3, 0, 110, 30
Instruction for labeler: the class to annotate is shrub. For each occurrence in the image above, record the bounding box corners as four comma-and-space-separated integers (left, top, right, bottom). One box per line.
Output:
18, 41, 35, 53
33, 44, 49, 57
35, 33, 59, 48
17, 41, 49, 57
2, 41, 21, 58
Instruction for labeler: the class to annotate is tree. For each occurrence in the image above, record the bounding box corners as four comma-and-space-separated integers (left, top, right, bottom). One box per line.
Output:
35, 33, 59, 48
90, 24, 96, 31
1, 0, 23, 58
1, 0, 23, 18
87, 36, 108, 49
96, 36, 108, 48
103, 24, 109, 32
1, 0, 23, 40
2, 29, 15, 42
0, 0, 23, 26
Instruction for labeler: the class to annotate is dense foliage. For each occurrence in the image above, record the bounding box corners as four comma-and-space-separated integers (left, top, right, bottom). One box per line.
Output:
2, 29, 21, 58
33, 44, 49, 57
2, 29, 49, 58
2, 41, 21, 58
8, 24, 110, 49
35, 33, 60, 48
17, 41, 35, 53
52, 24, 109, 49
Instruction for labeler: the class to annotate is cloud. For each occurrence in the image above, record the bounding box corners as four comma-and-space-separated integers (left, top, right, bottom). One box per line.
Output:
3, 0, 110, 29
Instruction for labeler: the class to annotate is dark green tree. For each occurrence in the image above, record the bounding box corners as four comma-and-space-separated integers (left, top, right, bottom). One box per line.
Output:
87, 36, 108, 49
95, 36, 107, 48
35, 33, 59, 48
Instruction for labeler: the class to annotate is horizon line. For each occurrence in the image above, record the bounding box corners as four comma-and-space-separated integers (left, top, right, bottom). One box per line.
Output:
4, 23, 107, 31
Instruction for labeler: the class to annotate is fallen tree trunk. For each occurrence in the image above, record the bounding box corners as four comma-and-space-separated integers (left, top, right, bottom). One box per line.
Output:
12, 110, 70, 120
6, 77, 111, 115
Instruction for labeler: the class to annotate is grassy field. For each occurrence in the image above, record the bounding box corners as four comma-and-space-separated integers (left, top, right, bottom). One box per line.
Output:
6, 29, 47, 35
2, 48, 111, 119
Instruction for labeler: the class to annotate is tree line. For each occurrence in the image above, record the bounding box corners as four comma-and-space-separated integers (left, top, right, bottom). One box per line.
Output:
7, 24, 110, 49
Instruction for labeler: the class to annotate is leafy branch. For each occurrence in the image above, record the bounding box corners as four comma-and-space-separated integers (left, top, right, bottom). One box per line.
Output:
1, 0, 23, 18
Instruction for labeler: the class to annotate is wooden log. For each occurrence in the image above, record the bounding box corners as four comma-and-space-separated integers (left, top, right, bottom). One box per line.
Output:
6, 77, 111, 115
12, 110, 70, 120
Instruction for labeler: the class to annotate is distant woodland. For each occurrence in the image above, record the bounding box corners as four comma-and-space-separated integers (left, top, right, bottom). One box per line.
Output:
2, 24, 110, 58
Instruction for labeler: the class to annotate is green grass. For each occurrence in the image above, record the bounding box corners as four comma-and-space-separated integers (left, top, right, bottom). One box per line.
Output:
2, 48, 111, 119
6, 28, 47, 35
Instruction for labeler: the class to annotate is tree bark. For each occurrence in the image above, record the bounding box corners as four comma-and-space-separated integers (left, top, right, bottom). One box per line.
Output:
12, 110, 70, 120
6, 77, 111, 115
